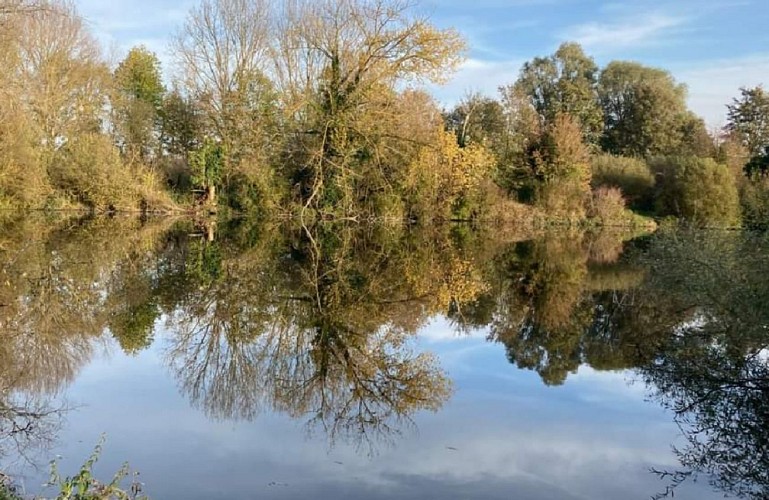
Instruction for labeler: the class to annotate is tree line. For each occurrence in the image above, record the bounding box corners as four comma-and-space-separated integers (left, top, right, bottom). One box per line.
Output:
1, 0, 768, 227
448, 42, 769, 228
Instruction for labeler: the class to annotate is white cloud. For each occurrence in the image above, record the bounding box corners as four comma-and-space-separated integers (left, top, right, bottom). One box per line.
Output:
570, 366, 647, 402
430, 57, 524, 106
675, 53, 769, 128
417, 318, 488, 342
562, 13, 687, 52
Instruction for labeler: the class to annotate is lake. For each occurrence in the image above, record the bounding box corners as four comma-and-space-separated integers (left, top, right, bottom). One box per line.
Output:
1, 216, 767, 499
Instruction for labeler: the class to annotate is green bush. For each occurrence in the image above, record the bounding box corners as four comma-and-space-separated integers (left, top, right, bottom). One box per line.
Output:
650, 156, 741, 227
223, 159, 286, 216
740, 174, 769, 228
590, 154, 654, 209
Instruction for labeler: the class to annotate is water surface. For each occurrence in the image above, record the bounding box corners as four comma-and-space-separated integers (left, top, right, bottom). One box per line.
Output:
1, 217, 766, 499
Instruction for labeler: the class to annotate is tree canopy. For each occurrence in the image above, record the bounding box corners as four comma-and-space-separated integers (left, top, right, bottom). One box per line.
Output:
515, 42, 603, 144
598, 61, 690, 157
0, 2, 767, 228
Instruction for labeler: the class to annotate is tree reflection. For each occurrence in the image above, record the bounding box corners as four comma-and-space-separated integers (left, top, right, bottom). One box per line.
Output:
0, 216, 464, 455
635, 230, 769, 499
0, 215, 175, 469
0, 392, 66, 469
164, 223, 460, 450
481, 229, 649, 385
3, 214, 768, 496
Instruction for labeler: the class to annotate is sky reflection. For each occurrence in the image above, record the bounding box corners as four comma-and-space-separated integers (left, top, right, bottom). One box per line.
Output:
23, 317, 718, 500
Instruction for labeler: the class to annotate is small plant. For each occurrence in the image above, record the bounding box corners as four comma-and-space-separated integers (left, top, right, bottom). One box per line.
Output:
0, 473, 23, 500
46, 438, 147, 500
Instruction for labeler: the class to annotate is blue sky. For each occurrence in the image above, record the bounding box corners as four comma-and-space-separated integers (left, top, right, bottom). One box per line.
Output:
75, 0, 769, 127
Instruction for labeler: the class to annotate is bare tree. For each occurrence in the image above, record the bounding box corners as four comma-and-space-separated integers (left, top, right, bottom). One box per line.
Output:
0, 0, 45, 24
171, 0, 274, 148
10, 0, 107, 149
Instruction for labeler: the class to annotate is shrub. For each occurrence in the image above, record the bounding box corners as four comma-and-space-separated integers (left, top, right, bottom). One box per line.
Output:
528, 114, 592, 219
650, 156, 741, 227
740, 174, 769, 229
405, 129, 496, 221
223, 157, 286, 216
537, 180, 589, 221
49, 134, 137, 210
0, 113, 50, 208
49, 134, 174, 212
590, 154, 654, 209
588, 186, 628, 226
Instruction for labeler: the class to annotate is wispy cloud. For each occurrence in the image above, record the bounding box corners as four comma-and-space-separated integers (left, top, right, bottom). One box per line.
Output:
561, 13, 688, 52
430, 57, 525, 105
675, 53, 769, 127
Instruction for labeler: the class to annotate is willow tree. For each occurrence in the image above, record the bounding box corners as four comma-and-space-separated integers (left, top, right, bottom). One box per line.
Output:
0, 3, 28, 206
0, 0, 43, 28
0, 0, 109, 208
275, 0, 466, 215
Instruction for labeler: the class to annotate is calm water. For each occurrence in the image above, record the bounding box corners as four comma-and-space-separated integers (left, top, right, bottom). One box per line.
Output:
1, 216, 767, 499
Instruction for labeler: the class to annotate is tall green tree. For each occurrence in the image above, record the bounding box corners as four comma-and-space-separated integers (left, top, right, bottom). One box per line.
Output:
678, 111, 715, 158
159, 88, 202, 157
598, 61, 691, 157
515, 42, 603, 144
114, 46, 164, 107
725, 85, 769, 175
113, 46, 165, 160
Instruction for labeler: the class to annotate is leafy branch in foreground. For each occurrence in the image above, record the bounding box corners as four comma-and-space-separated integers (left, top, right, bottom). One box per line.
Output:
45, 438, 147, 500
